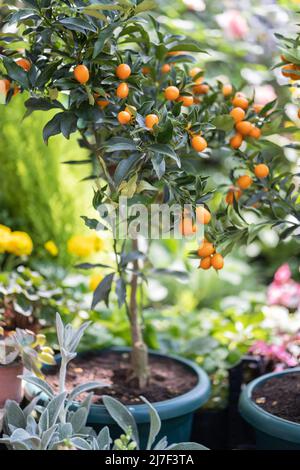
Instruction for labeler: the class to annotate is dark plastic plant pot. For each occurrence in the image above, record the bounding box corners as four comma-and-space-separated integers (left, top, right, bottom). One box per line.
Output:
26, 346, 210, 447
239, 367, 300, 450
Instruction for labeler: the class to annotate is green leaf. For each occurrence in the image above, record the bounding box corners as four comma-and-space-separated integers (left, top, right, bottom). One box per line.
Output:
60, 112, 77, 139
212, 115, 234, 132
135, 0, 156, 13
104, 137, 137, 152
140, 397, 161, 450
24, 97, 64, 116
148, 144, 181, 167
102, 395, 139, 449
91, 273, 114, 309
167, 43, 206, 53
58, 17, 97, 34
80, 216, 99, 229
116, 278, 126, 308
93, 24, 119, 58
43, 113, 63, 144
151, 153, 165, 179
114, 154, 140, 186
3, 57, 29, 89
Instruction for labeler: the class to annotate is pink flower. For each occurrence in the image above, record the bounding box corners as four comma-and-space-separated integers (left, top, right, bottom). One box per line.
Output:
267, 264, 300, 309
216, 10, 249, 40
274, 263, 291, 284
254, 85, 277, 106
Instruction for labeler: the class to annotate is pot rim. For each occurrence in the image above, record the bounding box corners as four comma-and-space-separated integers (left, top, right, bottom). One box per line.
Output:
25, 346, 211, 424
0, 359, 22, 369
239, 367, 300, 443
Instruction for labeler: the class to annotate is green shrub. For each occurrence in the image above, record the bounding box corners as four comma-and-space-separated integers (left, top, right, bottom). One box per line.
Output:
0, 94, 91, 265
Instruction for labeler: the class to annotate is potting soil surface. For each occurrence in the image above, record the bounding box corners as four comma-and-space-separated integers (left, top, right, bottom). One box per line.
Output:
46, 351, 198, 405
252, 372, 300, 423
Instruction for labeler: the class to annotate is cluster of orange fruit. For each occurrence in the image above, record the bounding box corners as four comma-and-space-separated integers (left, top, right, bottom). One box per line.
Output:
179, 206, 224, 271
0, 57, 32, 96
197, 239, 224, 271
229, 94, 261, 150
225, 163, 270, 205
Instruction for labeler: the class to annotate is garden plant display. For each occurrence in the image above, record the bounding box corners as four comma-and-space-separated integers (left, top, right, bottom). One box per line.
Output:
0, 314, 206, 451
0, 326, 55, 406
0, 0, 299, 396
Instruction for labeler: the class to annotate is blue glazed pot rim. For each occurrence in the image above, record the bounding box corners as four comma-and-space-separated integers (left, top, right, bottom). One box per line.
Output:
239, 367, 300, 443
25, 346, 211, 424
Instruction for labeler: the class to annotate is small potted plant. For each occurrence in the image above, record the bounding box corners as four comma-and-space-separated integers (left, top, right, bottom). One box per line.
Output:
0, 314, 207, 450
0, 327, 55, 407
239, 31, 300, 451
1, 0, 298, 444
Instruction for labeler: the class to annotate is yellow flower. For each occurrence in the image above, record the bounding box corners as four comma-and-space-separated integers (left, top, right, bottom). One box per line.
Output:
67, 235, 95, 257
7, 231, 33, 256
0, 225, 11, 234
44, 240, 59, 257
89, 273, 104, 291
0, 225, 12, 254
67, 234, 104, 257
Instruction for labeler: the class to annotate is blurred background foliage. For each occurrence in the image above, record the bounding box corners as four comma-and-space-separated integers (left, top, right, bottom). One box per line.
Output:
0, 94, 92, 265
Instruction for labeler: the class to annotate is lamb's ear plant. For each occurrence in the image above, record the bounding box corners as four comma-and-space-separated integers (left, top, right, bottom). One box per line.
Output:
0, 313, 207, 450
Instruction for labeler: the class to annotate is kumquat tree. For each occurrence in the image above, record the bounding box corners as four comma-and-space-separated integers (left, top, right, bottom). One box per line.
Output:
0, 0, 299, 389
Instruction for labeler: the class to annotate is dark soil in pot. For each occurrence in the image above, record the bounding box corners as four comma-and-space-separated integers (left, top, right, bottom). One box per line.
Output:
45, 350, 198, 405
252, 372, 300, 423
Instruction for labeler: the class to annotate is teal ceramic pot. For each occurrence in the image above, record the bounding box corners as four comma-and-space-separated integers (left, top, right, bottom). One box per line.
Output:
239, 368, 300, 450
26, 347, 210, 447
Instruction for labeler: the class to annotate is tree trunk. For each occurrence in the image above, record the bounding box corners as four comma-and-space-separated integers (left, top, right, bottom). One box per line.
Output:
129, 238, 149, 389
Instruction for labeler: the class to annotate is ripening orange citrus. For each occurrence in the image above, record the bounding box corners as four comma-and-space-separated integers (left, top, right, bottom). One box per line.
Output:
164, 86, 180, 101
142, 66, 151, 75
236, 175, 253, 190
232, 95, 249, 110
229, 133, 243, 149
13, 85, 20, 96
298, 109, 300, 119
145, 114, 159, 129
225, 188, 242, 205
97, 99, 109, 109
211, 253, 224, 270
281, 64, 300, 81
193, 83, 209, 95
254, 164, 269, 179
196, 206, 211, 224
230, 107, 245, 123
73, 64, 89, 84
253, 104, 264, 114
191, 135, 207, 152
179, 216, 195, 236
116, 82, 129, 99
249, 126, 261, 139
189, 67, 203, 79
177, 95, 194, 107
222, 84, 233, 97
0, 78, 10, 94
118, 111, 131, 125
116, 63, 131, 80
161, 64, 171, 73
235, 120, 252, 136
16, 58, 31, 72
199, 256, 211, 270
197, 242, 215, 258
280, 54, 289, 63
